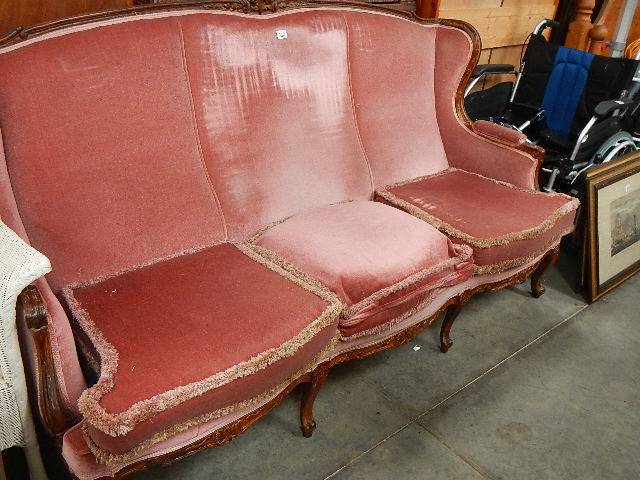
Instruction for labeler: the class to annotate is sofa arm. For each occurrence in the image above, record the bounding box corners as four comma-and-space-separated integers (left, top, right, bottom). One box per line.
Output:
17, 285, 78, 439
444, 121, 544, 190
472, 120, 527, 146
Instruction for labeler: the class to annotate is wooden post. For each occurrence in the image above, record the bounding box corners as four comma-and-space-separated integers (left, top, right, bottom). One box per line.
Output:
565, 0, 596, 50
588, 24, 608, 54
416, 0, 439, 19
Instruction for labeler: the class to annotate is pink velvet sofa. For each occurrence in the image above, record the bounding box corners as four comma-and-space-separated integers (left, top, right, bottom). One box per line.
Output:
0, 2, 579, 478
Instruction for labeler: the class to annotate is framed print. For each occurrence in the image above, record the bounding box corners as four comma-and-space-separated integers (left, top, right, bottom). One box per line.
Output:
583, 152, 640, 303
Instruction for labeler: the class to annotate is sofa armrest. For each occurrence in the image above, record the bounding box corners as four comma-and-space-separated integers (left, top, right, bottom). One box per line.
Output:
472, 120, 527, 146
17, 285, 78, 439
445, 120, 544, 190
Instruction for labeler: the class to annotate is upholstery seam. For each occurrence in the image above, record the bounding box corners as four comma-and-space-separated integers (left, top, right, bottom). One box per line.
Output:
342, 15, 376, 195
472, 229, 570, 274
432, 28, 448, 169
177, 20, 229, 240
0, 129, 77, 411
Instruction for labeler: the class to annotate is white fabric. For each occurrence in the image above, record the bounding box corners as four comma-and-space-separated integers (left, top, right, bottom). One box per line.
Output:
0, 219, 50, 479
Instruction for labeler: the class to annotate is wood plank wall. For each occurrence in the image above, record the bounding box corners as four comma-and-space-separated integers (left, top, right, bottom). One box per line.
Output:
437, 0, 560, 90
0, 0, 133, 37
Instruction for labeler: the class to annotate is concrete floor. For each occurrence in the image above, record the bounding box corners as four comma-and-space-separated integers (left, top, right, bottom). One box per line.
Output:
133, 263, 640, 480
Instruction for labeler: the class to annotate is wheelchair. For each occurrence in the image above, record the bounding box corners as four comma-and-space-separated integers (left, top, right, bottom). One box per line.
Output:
464, 20, 640, 195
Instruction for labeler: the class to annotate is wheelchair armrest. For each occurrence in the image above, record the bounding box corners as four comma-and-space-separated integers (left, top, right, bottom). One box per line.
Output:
594, 99, 635, 117
471, 64, 516, 79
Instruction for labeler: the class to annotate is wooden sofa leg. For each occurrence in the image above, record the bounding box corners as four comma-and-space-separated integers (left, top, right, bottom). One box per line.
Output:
440, 302, 464, 353
300, 362, 330, 438
530, 248, 560, 298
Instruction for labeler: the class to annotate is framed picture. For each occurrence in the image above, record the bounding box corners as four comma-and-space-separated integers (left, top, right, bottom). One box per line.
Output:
583, 152, 640, 303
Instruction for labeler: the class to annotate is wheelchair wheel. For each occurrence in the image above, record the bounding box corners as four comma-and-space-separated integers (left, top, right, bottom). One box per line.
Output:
594, 131, 639, 164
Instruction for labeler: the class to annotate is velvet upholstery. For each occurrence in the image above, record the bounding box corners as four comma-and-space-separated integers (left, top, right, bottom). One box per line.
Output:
0, 17, 227, 292
377, 169, 579, 273
0, 129, 86, 414
61, 251, 549, 480
434, 28, 541, 190
342, 12, 449, 187
0, 7, 580, 476
63, 243, 341, 460
253, 201, 473, 335
180, 11, 373, 240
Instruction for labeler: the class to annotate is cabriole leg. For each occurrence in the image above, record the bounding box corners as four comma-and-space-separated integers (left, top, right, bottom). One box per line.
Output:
530, 248, 560, 298
440, 302, 464, 353
300, 362, 330, 438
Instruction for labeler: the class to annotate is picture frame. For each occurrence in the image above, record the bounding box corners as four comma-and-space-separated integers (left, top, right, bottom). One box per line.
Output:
582, 151, 640, 303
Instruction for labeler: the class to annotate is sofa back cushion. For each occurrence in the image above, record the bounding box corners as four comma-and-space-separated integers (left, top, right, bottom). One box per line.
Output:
179, 11, 373, 239
0, 17, 227, 290
0, 9, 472, 286
343, 11, 449, 188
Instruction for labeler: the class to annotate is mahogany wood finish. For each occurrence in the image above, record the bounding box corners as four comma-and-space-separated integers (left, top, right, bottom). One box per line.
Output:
415, 0, 438, 19
530, 247, 560, 298
588, 24, 608, 54
0, 0, 133, 39
299, 361, 330, 437
6, 3, 554, 478
16, 286, 78, 442
439, 302, 464, 353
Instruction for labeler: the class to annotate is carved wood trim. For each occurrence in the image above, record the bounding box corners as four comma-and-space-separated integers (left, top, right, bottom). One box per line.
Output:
16, 286, 78, 442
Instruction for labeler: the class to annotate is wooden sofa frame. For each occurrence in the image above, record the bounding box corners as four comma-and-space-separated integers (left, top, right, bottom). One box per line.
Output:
5, 1, 556, 478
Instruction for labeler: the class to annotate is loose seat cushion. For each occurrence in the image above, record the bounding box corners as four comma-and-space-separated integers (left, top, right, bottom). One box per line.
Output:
251, 201, 473, 337
377, 168, 580, 274
62, 243, 341, 464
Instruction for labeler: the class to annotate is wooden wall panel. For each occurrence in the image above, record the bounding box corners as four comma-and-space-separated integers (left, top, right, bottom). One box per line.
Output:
438, 0, 559, 88
0, 0, 133, 37
438, 0, 557, 49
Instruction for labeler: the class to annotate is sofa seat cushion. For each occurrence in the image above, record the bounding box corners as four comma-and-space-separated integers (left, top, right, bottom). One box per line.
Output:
62, 243, 341, 464
377, 168, 580, 274
251, 201, 473, 337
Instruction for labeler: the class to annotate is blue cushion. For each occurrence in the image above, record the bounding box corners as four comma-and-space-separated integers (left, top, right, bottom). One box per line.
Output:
541, 47, 595, 136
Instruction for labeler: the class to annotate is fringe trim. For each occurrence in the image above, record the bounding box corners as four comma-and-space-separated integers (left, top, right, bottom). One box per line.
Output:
342, 243, 473, 320
246, 215, 294, 244
82, 335, 340, 466
66, 240, 228, 291
377, 168, 580, 249
472, 230, 571, 275
234, 242, 340, 306
341, 287, 445, 340
245, 207, 473, 323
64, 243, 342, 437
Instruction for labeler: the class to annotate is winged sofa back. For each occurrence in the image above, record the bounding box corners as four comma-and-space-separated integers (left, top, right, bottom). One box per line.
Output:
0, 9, 474, 292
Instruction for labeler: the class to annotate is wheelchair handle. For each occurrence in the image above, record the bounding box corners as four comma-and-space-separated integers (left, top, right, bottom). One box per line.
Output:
533, 19, 561, 36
